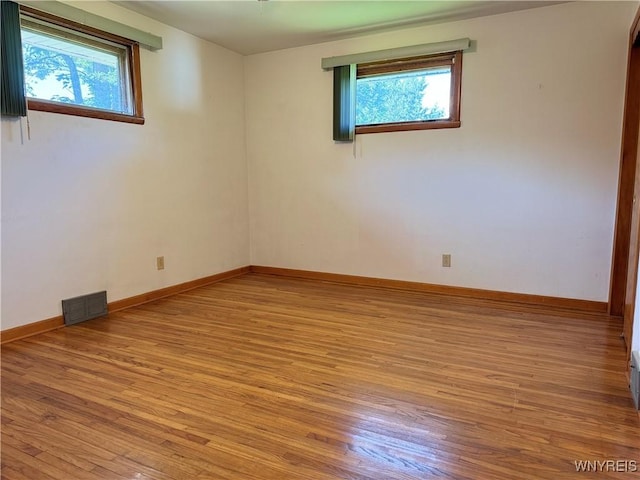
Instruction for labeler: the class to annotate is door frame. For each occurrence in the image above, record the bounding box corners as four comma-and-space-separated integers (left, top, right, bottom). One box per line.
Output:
609, 7, 640, 362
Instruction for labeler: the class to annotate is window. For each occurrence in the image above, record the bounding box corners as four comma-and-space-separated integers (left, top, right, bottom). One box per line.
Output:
18, 6, 144, 124
355, 52, 461, 134
328, 44, 467, 141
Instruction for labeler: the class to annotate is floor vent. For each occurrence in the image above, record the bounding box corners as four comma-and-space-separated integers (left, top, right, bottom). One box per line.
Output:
62, 291, 108, 326
631, 351, 639, 410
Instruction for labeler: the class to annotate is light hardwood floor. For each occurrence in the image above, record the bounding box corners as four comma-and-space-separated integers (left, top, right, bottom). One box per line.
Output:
1, 273, 638, 479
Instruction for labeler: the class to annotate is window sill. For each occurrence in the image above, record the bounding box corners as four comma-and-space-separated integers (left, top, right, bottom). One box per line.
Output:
28, 99, 145, 125
356, 119, 460, 135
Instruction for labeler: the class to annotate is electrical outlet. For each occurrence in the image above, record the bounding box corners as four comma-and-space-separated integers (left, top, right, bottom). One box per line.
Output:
442, 254, 451, 268
156, 256, 165, 270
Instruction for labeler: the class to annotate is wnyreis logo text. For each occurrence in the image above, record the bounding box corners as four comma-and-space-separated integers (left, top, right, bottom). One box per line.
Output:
574, 460, 637, 473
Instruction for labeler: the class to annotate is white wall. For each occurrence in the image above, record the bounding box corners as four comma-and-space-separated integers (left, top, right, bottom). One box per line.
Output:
634, 255, 640, 352
245, 1, 637, 301
1, 2, 249, 330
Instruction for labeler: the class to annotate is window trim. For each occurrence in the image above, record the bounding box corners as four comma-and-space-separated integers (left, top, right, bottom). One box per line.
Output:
19, 5, 145, 125
355, 51, 462, 135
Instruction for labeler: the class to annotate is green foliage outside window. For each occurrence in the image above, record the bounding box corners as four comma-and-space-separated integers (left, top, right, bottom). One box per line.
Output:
22, 42, 124, 112
356, 71, 447, 126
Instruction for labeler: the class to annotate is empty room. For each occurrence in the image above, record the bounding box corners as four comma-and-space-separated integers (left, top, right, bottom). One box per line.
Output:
1, 0, 639, 478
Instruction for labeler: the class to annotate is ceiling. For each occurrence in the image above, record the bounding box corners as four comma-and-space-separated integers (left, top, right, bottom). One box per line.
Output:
113, 0, 566, 55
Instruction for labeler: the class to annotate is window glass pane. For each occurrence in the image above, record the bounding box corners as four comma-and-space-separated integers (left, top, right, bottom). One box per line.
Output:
356, 66, 451, 126
21, 25, 130, 114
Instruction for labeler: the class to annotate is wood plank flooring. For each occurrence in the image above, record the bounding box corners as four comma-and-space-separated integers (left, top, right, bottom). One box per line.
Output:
1, 273, 638, 479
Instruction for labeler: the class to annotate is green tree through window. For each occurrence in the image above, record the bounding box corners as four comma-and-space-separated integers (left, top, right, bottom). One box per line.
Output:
22, 41, 124, 112
356, 71, 446, 125
351, 51, 462, 135
15, 6, 144, 124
